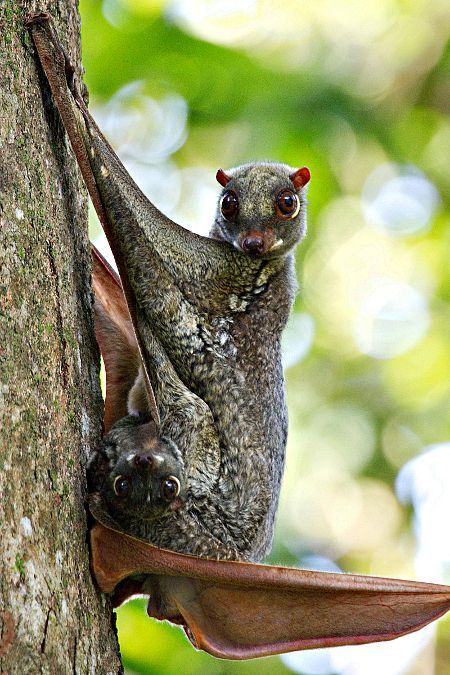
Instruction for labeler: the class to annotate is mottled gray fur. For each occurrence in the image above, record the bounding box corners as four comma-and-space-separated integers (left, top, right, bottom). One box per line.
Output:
73, 98, 307, 560
87, 153, 306, 561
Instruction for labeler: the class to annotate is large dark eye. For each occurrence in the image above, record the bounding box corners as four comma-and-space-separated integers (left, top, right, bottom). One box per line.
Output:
113, 475, 130, 498
220, 191, 239, 221
276, 189, 300, 219
160, 476, 181, 502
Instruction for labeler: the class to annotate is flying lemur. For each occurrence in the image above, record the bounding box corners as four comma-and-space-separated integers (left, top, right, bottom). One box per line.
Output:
25, 19, 450, 662
28, 13, 311, 562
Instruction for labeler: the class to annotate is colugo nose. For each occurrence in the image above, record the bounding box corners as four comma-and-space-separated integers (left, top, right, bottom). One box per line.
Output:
133, 452, 156, 469
242, 234, 265, 255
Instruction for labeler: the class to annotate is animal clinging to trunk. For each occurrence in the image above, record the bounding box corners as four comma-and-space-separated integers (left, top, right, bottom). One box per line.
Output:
26, 12, 450, 662
87, 245, 450, 662
27, 12, 310, 561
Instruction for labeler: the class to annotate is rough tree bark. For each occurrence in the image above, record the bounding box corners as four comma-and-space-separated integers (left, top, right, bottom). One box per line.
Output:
0, 2, 122, 672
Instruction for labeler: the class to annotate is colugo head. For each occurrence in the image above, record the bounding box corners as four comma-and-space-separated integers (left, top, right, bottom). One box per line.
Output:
213, 162, 310, 257
87, 416, 185, 529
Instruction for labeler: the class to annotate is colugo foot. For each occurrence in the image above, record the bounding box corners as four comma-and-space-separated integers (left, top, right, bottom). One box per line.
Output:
25, 11, 88, 107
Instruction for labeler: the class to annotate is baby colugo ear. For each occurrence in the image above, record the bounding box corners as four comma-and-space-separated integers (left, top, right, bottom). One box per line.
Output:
289, 167, 310, 189
87, 448, 111, 493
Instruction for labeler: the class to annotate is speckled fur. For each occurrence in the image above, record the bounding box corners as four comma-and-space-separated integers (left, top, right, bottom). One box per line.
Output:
76, 106, 307, 561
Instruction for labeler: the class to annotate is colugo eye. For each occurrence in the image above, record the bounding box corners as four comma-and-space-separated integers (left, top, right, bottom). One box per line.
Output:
220, 191, 239, 221
160, 475, 181, 502
113, 475, 130, 498
275, 189, 300, 219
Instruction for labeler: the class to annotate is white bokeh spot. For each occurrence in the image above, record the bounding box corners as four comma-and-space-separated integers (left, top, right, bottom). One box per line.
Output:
362, 163, 440, 237
282, 312, 315, 369
353, 278, 430, 359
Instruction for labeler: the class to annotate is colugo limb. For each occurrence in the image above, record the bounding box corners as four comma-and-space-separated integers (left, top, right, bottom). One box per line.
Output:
27, 13, 310, 561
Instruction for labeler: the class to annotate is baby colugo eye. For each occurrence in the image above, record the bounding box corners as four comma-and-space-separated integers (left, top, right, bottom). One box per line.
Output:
275, 189, 300, 219
160, 476, 181, 501
113, 475, 131, 498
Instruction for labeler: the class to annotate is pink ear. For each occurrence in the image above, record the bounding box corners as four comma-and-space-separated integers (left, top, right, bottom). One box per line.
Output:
289, 167, 310, 189
216, 169, 231, 187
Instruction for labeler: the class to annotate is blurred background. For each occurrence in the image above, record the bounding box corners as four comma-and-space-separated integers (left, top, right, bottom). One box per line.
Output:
79, 0, 450, 672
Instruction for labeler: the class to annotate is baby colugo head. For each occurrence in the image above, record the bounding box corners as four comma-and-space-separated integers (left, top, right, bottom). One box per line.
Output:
87, 415, 184, 530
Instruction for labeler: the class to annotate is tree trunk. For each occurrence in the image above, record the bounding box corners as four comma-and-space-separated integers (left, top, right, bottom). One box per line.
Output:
0, 2, 121, 672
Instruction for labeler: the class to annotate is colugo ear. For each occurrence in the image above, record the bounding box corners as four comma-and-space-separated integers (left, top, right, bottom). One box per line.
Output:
216, 168, 231, 187
289, 167, 310, 189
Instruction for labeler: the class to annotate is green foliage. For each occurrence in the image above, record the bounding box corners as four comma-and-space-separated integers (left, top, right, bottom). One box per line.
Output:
117, 599, 291, 674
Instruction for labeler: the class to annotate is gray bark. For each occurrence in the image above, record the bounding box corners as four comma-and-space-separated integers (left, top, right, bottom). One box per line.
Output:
0, 2, 122, 672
